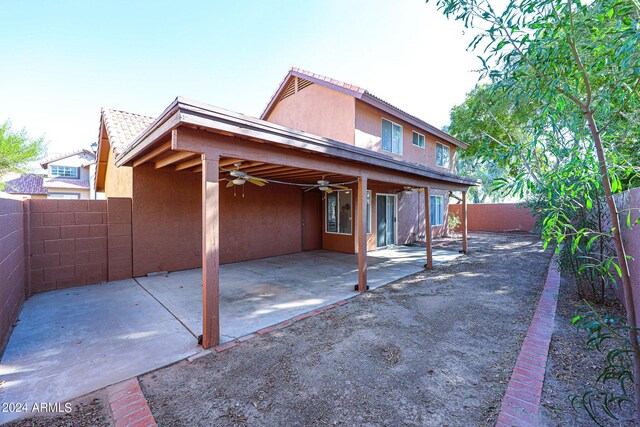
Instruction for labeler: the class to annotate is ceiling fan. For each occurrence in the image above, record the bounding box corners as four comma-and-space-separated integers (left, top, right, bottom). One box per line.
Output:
223, 163, 268, 188
304, 179, 349, 193
396, 186, 425, 194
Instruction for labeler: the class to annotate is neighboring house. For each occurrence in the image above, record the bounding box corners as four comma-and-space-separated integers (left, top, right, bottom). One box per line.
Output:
262, 68, 466, 242
40, 150, 96, 199
3, 174, 48, 198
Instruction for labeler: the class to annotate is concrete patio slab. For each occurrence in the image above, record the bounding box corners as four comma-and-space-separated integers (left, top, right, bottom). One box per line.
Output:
136, 247, 461, 341
0, 279, 199, 424
0, 246, 460, 423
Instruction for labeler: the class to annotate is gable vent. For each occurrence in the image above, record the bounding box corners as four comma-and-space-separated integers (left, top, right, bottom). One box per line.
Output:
297, 77, 313, 91
281, 78, 296, 100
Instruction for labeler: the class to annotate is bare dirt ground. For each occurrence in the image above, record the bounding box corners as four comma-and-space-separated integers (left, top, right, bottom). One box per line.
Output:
4, 389, 111, 427
540, 276, 636, 426
7, 233, 551, 427
138, 233, 550, 427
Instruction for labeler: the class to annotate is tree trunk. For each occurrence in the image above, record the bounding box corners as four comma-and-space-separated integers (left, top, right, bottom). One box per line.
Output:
585, 110, 640, 419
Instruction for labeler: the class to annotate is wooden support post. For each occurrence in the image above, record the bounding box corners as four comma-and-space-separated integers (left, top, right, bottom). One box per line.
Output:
425, 187, 433, 269
357, 176, 368, 292
202, 153, 220, 349
462, 191, 468, 254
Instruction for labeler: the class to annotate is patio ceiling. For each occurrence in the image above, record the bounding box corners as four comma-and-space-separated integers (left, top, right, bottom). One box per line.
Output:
131, 147, 358, 187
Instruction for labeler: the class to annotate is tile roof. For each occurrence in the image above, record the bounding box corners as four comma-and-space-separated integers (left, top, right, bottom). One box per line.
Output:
41, 149, 96, 167
102, 109, 156, 154
43, 177, 90, 190
261, 67, 468, 149
4, 174, 47, 195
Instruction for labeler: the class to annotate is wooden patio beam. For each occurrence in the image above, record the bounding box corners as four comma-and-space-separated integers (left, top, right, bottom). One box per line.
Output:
425, 187, 433, 269
133, 141, 171, 167
175, 157, 203, 171
155, 151, 194, 169
461, 191, 468, 254
219, 158, 244, 168
357, 176, 368, 292
240, 164, 284, 174
201, 152, 220, 349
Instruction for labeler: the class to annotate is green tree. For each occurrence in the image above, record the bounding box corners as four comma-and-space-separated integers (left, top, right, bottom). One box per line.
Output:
427, 0, 640, 420
0, 120, 46, 188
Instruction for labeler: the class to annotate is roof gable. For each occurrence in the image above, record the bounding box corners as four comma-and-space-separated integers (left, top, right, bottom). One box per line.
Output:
94, 108, 156, 192
261, 67, 468, 149
41, 149, 96, 168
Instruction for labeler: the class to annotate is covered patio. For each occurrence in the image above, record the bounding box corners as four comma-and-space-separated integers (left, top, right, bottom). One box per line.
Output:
0, 246, 460, 424
137, 246, 463, 342
114, 97, 477, 349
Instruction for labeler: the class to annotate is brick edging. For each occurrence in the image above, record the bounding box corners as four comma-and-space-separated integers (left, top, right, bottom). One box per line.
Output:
106, 378, 157, 427
496, 255, 560, 427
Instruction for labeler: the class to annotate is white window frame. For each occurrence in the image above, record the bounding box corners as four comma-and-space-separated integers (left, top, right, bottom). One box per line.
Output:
50, 165, 79, 178
435, 142, 451, 168
381, 118, 403, 155
430, 195, 444, 226
325, 190, 353, 235
48, 192, 81, 200
412, 131, 425, 148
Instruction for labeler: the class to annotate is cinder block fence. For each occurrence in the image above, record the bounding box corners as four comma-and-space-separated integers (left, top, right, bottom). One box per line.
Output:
0, 197, 132, 352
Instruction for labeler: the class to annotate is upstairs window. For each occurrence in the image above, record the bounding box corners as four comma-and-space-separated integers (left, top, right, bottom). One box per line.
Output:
50, 166, 79, 178
436, 143, 450, 168
381, 118, 403, 155
412, 131, 425, 148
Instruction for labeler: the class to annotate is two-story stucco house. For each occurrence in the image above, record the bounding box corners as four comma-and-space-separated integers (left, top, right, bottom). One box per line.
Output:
93, 68, 477, 347
40, 149, 95, 199
262, 68, 465, 244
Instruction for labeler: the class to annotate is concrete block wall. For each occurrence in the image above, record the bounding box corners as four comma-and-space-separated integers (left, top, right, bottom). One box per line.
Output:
0, 197, 26, 353
107, 198, 132, 281
26, 198, 132, 294
449, 203, 536, 233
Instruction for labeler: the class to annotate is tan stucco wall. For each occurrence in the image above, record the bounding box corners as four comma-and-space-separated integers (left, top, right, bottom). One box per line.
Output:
104, 148, 132, 198
265, 83, 356, 145
319, 182, 443, 253
354, 100, 457, 172
132, 164, 201, 276
397, 189, 448, 243
131, 165, 304, 276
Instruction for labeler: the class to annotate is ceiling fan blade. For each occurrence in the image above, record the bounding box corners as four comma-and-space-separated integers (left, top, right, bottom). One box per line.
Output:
331, 185, 349, 190
226, 181, 234, 188
247, 177, 267, 187
249, 176, 267, 182
303, 186, 317, 192
325, 187, 333, 193
417, 188, 425, 192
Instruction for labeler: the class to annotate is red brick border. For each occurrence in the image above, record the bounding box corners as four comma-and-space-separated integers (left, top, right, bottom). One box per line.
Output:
496, 255, 560, 427
106, 378, 157, 427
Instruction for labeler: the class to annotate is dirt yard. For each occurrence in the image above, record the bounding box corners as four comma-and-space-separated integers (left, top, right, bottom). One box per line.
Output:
139, 233, 550, 426
7, 233, 551, 426
540, 276, 636, 426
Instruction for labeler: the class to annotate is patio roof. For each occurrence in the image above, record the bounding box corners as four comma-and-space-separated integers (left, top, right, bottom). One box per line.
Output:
115, 97, 479, 189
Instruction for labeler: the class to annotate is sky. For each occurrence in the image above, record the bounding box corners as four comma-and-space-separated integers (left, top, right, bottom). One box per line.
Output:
0, 0, 483, 156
